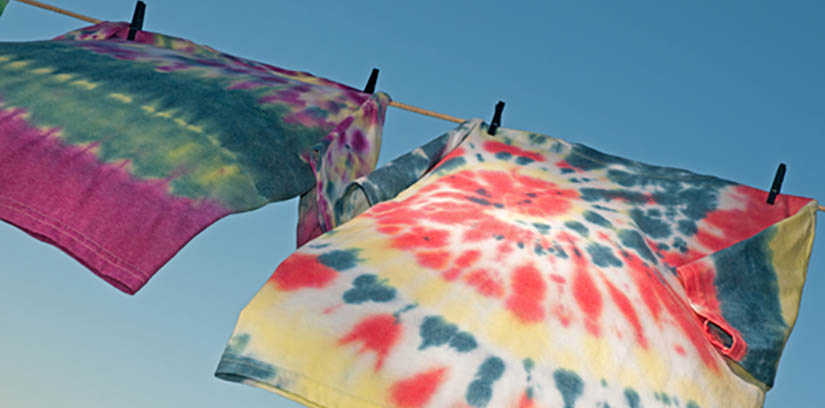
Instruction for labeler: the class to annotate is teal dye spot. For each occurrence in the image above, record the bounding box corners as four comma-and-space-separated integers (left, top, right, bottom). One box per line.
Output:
533, 223, 551, 234
618, 229, 657, 264
607, 169, 638, 186
342, 274, 396, 304
647, 208, 661, 217
555, 246, 568, 259
570, 178, 581, 183
601, 379, 607, 387
550, 141, 564, 153
561, 168, 575, 174
465, 357, 506, 407
467, 196, 493, 206
478, 357, 505, 380
587, 243, 623, 268
517, 242, 525, 249
419, 315, 477, 352
672, 237, 688, 253
529, 133, 548, 145
476, 153, 485, 162
523, 358, 535, 372
495, 151, 513, 160
317, 249, 359, 270
678, 188, 720, 220
534, 244, 546, 255
218, 333, 277, 382
584, 210, 612, 227
553, 369, 583, 408
565, 221, 589, 237
593, 204, 618, 213
686, 402, 700, 408
516, 156, 534, 165
677, 219, 698, 236
449, 332, 478, 352
435, 156, 467, 173
419, 316, 458, 349
624, 388, 641, 408
309, 243, 330, 249
629, 208, 671, 238
660, 392, 672, 405
325, 180, 336, 197
466, 380, 493, 407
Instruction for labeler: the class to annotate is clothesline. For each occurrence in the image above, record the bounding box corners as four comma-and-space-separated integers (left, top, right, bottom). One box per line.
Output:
10, 0, 825, 213
14, 0, 467, 124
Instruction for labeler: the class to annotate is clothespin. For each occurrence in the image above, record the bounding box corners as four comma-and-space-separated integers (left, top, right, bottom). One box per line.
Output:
127, 1, 146, 41
766, 163, 786, 205
363, 68, 379, 94
488, 100, 505, 135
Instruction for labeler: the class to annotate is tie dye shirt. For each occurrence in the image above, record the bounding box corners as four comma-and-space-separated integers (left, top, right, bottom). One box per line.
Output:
216, 120, 817, 408
0, 22, 389, 294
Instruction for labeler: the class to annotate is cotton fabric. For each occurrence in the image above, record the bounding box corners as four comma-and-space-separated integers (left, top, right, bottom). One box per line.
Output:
0, 22, 389, 294
217, 120, 817, 408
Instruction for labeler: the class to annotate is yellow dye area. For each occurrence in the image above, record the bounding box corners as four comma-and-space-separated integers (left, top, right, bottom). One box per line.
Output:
71, 79, 98, 90
155, 110, 174, 119
7, 60, 30, 69
0, 56, 10, 62
186, 124, 203, 134
53, 73, 73, 82
238, 288, 392, 408
198, 165, 241, 185
31, 67, 55, 75
108, 93, 133, 103
770, 202, 816, 327
141, 105, 156, 114
167, 143, 202, 161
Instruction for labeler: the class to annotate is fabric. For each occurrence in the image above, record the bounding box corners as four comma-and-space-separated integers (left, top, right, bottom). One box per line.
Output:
0, 22, 390, 294
0, 0, 8, 16
216, 120, 817, 408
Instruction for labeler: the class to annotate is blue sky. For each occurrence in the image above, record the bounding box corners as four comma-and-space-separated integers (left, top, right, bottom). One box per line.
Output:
0, 1, 822, 407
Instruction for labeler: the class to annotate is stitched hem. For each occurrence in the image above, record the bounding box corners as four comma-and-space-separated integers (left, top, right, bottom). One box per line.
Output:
0, 195, 148, 294
215, 355, 389, 408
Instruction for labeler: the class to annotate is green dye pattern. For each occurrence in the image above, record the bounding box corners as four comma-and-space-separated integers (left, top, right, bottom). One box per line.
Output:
0, 41, 336, 210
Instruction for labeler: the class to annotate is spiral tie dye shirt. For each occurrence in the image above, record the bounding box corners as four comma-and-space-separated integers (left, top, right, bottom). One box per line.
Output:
217, 119, 817, 408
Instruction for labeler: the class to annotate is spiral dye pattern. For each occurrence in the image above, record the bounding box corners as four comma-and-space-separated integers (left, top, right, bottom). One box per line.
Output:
217, 120, 816, 408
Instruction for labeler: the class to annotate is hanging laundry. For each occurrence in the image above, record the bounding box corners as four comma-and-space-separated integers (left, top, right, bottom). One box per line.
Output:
0, 22, 390, 294
0, 0, 8, 16
216, 120, 817, 408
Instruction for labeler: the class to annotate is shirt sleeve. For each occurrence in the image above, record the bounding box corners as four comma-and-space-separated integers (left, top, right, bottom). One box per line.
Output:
676, 198, 817, 389
334, 119, 482, 226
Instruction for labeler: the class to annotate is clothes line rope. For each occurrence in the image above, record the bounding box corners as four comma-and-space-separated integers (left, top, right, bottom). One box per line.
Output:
12, 0, 465, 124
9, 0, 825, 213
16, 0, 101, 24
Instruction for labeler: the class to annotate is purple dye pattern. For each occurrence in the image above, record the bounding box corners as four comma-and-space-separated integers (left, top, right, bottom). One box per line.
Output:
296, 93, 391, 247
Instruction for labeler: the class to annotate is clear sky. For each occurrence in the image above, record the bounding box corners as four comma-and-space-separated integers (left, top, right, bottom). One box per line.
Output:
0, 1, 822, 407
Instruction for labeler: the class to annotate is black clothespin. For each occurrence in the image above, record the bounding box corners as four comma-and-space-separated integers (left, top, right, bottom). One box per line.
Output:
766, 163, 786, 204
363, 68, 379, 94
488, 100, 505, 135
127, 1, 146, 41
